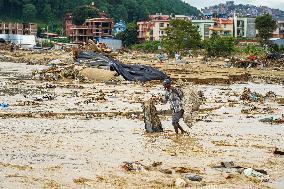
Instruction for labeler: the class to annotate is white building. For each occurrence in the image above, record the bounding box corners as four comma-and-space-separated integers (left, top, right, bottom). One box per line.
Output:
191, 20, 215, 40
233, 16, 256, 38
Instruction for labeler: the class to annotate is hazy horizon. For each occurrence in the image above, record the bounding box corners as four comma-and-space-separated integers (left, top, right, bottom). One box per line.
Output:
185, 0, 284, 10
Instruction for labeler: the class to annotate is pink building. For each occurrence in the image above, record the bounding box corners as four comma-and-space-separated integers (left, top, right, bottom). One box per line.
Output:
64, 13, 114, 44
137, 14, 170, 42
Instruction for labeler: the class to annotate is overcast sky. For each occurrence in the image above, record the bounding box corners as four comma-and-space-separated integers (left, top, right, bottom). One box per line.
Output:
184, 0, 284, 10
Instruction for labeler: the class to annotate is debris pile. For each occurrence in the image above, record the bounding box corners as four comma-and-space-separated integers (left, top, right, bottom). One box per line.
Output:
181, 84, 204, 127
240, 87, 264, 102
143, 99, 163, 133
259, 115, 284, 124
32, 65, 87, 82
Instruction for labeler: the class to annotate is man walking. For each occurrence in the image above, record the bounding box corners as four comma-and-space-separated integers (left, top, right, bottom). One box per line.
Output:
163, 79, 186, 134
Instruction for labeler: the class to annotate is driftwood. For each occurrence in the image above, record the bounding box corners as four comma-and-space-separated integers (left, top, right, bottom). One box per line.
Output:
143, 99, 163, 133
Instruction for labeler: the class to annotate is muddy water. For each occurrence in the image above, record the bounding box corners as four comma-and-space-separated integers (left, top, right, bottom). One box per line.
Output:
0, 62, 284, 188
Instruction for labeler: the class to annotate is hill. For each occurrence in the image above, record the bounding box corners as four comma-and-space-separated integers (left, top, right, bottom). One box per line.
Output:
0, 0, 199, 24
202, 1, 284, 19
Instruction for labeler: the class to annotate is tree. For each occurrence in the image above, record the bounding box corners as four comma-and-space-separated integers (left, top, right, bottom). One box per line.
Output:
162, 19, 201, 56
255, 14, 277, 44
119, 23, 138, 47
42, 4, 53, 24
72, 5, 100, 25
204, 35, 236, 57
22, 3, 37, 21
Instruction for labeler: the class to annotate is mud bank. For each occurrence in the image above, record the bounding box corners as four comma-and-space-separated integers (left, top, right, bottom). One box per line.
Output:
0, 60, 284, 188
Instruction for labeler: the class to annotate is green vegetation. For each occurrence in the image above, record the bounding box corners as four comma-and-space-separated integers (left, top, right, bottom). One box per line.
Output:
131, 41, 160, 52
73, 5, 100, 25
255, 14, 277, 44
271, 44, 284, 53
162, 19, 201, 56
117, 23, 138, 47
41, 40, 54, 48
241, 43, 264, 56
204, 34, 236, 57
0, 0, 199, 24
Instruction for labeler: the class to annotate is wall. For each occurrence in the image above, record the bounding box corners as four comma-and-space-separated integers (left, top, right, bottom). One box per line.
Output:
97, 38, 122, 51
0, 34, 36, 48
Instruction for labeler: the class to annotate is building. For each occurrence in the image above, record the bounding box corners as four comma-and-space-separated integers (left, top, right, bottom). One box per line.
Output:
137, 14, 170, 42
0, 22, 37, 36
137, 21, 153, 42
233, 16, 256, 38
114, 20, 126, 36
138, 14, 218, 41
209, 18, 234, 37
64, 13, 114, 44
273, 20, 284, 39
192, 20, 215, 40
64, 12, 73, 37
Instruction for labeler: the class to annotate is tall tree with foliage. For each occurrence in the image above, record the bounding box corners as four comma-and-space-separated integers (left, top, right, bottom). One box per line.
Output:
255, 14, 277, 44
204, 34, 236, 57
118, 23, 138, 47
0, 0, 200, 24
42, 4, 53, 24
162, 19, 201, 55
72, 5, 100, 25
22, 4, 37, 21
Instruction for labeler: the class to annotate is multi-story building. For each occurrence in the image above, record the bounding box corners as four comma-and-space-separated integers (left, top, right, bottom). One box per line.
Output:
64, 12, 73, 37
137, 21, 152, 42
233, 17, 256, 38
273, 20, 284, 39
64, 13, 114, 44
138, 14, 218, 41
0, 22, 37, 36
191, 20, 215, 40
209, 18, 234, 37
137, 14, 170, 42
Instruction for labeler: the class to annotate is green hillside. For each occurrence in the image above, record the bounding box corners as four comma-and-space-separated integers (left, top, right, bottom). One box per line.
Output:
0, 0, 200, 24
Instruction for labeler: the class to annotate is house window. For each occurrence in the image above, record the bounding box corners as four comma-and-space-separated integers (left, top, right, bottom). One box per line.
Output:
159, 23, 164, 27
224, 24, 226, 28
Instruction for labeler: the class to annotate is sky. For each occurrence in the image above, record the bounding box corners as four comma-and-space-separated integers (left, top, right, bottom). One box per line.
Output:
184, 0, 284, 10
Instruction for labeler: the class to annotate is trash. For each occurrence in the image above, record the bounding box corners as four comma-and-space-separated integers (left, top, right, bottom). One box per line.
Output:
180, 83, 204, 127
175, 178, 187, 188
160, 169, 173, 174
142, 99, 163, 133
273, 148, 284, 155
243, 168, 269, 182
0, 102, 9, 110
186, 175, 203, 182
49, 59, 62, 65
212, 161, 244, 173
121, 162, 145, 172
259, 115, 284, 124
240, 87, 264, 102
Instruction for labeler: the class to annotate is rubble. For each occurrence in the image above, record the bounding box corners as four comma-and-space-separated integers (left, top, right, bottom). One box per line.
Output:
121, 162, 146, 172
32, 65, 88, 82
240, 87, 264, 102
243, 168, 269, 182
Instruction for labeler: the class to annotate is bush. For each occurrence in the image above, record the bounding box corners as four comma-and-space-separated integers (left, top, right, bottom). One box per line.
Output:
270, 44, 284, 53
204, 35, 236, 57
131, 41, 160, 53
41, 40, 54, 47
242, 43, 264, 56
